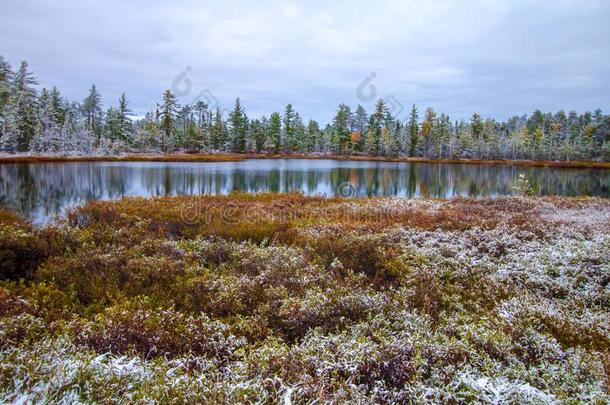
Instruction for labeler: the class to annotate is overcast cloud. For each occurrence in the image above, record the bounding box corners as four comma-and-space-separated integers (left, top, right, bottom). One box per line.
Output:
1, 0, 609, 122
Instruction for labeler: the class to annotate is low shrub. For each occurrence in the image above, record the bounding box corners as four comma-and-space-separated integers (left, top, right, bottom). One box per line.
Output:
1, 195, 609, 402
71, 297, 244, 359
0, 225, 48, 280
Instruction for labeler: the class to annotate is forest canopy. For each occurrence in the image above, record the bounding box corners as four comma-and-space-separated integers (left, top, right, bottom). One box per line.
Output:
1, 56, 609, 161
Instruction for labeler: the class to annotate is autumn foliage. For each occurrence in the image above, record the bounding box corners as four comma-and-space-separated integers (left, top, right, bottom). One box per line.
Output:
0, 194, 609, 402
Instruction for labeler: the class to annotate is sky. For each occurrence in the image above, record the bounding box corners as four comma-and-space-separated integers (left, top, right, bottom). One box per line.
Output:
1, 0, 609, 123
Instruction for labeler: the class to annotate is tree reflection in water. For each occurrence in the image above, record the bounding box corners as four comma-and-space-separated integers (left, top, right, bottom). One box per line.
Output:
0, 159, 608, 223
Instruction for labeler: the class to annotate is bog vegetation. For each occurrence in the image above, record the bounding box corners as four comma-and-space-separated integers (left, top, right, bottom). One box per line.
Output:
0, 194, 609, 402
1, 55, 609, 161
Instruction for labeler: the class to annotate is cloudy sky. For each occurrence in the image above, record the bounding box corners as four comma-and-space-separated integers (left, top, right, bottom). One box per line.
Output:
1, 0, 609, 122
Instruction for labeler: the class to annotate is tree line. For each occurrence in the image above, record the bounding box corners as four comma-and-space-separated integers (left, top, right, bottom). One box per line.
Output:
1, 56, 609, 161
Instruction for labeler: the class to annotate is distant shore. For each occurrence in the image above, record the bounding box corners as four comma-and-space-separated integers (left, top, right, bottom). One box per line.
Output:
0, 153, 609, 169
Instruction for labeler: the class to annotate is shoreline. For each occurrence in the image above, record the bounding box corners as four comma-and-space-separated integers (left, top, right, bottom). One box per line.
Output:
0, 152, 609, 169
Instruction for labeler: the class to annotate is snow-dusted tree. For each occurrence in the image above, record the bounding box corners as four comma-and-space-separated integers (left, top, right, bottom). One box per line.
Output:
181, 122, 203, 152
30, 89, 61, 153
66, 117, 94, 154
459, 120, 476, 158
379, 127, 398, 156
132, 128, 155, 153
209, 107, 227, 151
421, 107, 437, 158
305, 119, 320, 152
320, 124, 333, 153
132, 112, 160, 152
353, 105, 368, 152
82, 84, 103, 141
250, 118, 267, 153
331, 104, 352, 153
158, 89, 179, 152
282, 104, 296, 152
103, 107, 120, 143
293, 112, 306, 152
49, 86, 65, 125
116, 93, 133, 144
228, 98, 247, 153
269, 112, 281, 153
364, 116, 378, 155
0, 56, 12, 126
0, 104, 20, 152
437, 113, 451, 158
407, 104, 419, 157
11, 61, 39, 151
102, 96, 132, 151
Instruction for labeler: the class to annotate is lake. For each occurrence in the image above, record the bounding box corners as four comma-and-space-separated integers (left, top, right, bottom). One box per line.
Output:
0, 159, 608, 223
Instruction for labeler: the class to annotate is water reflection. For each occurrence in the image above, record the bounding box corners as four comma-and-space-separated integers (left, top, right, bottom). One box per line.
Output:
0, 159, 608, 223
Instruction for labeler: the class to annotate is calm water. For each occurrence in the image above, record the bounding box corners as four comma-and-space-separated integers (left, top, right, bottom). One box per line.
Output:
0, 159, 608, 223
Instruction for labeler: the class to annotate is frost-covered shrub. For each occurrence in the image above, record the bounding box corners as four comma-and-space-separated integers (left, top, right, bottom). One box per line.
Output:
0, 287, 47, 348
35, 240, 187, 305
274, 286, 384, 340
1, 195, 609, 402
72, 297, 245, 359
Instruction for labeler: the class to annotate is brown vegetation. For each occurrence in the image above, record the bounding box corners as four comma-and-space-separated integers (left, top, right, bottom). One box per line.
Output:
0, 194, 609, 401
1, 152, 609, 169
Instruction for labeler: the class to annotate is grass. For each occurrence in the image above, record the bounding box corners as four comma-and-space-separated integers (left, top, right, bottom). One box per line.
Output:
0, 194, 609, 402
1, 152, 609, 169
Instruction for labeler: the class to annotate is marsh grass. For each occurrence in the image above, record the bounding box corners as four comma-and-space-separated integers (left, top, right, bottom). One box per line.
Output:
1, 194, 609, 402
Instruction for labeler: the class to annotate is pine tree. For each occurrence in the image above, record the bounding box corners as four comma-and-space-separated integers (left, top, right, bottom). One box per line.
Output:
353, 105, 368, 152
134, 112, 160, 152
192, 100, 210, 149
294, 112, 306, 152
31, 91, 61, 153
470, 113, 484, 158
364, 99, 389, 155
104, 107, 120, 143
379, 127, 398, 156
68, 119, 94, 154
269, 112, 282, 153
456, 120, 471, 158
0, 106, 19, 152
182, 122, 202, 152
158, 89, 179, 152
305, 120, 320, 152
82, 84, 102, 141
374, 99, 389, 128
229, 98, 247, 153
581, 124, 595, 159
250, 118, 267, 153
353, 105, 368, 134
320, 124, 333, 153
332, 104, 351, 153
11, 61, 39, 151
116, 93, 133, 144
210, 107, 226, 151
49, 86, 65, 125
0, 56, 12, 126
3, 55, 610, 161
282, 104, 296, 152
437, 113, 451, 158
364, 116, 378, 155
408, 104, 419, 157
